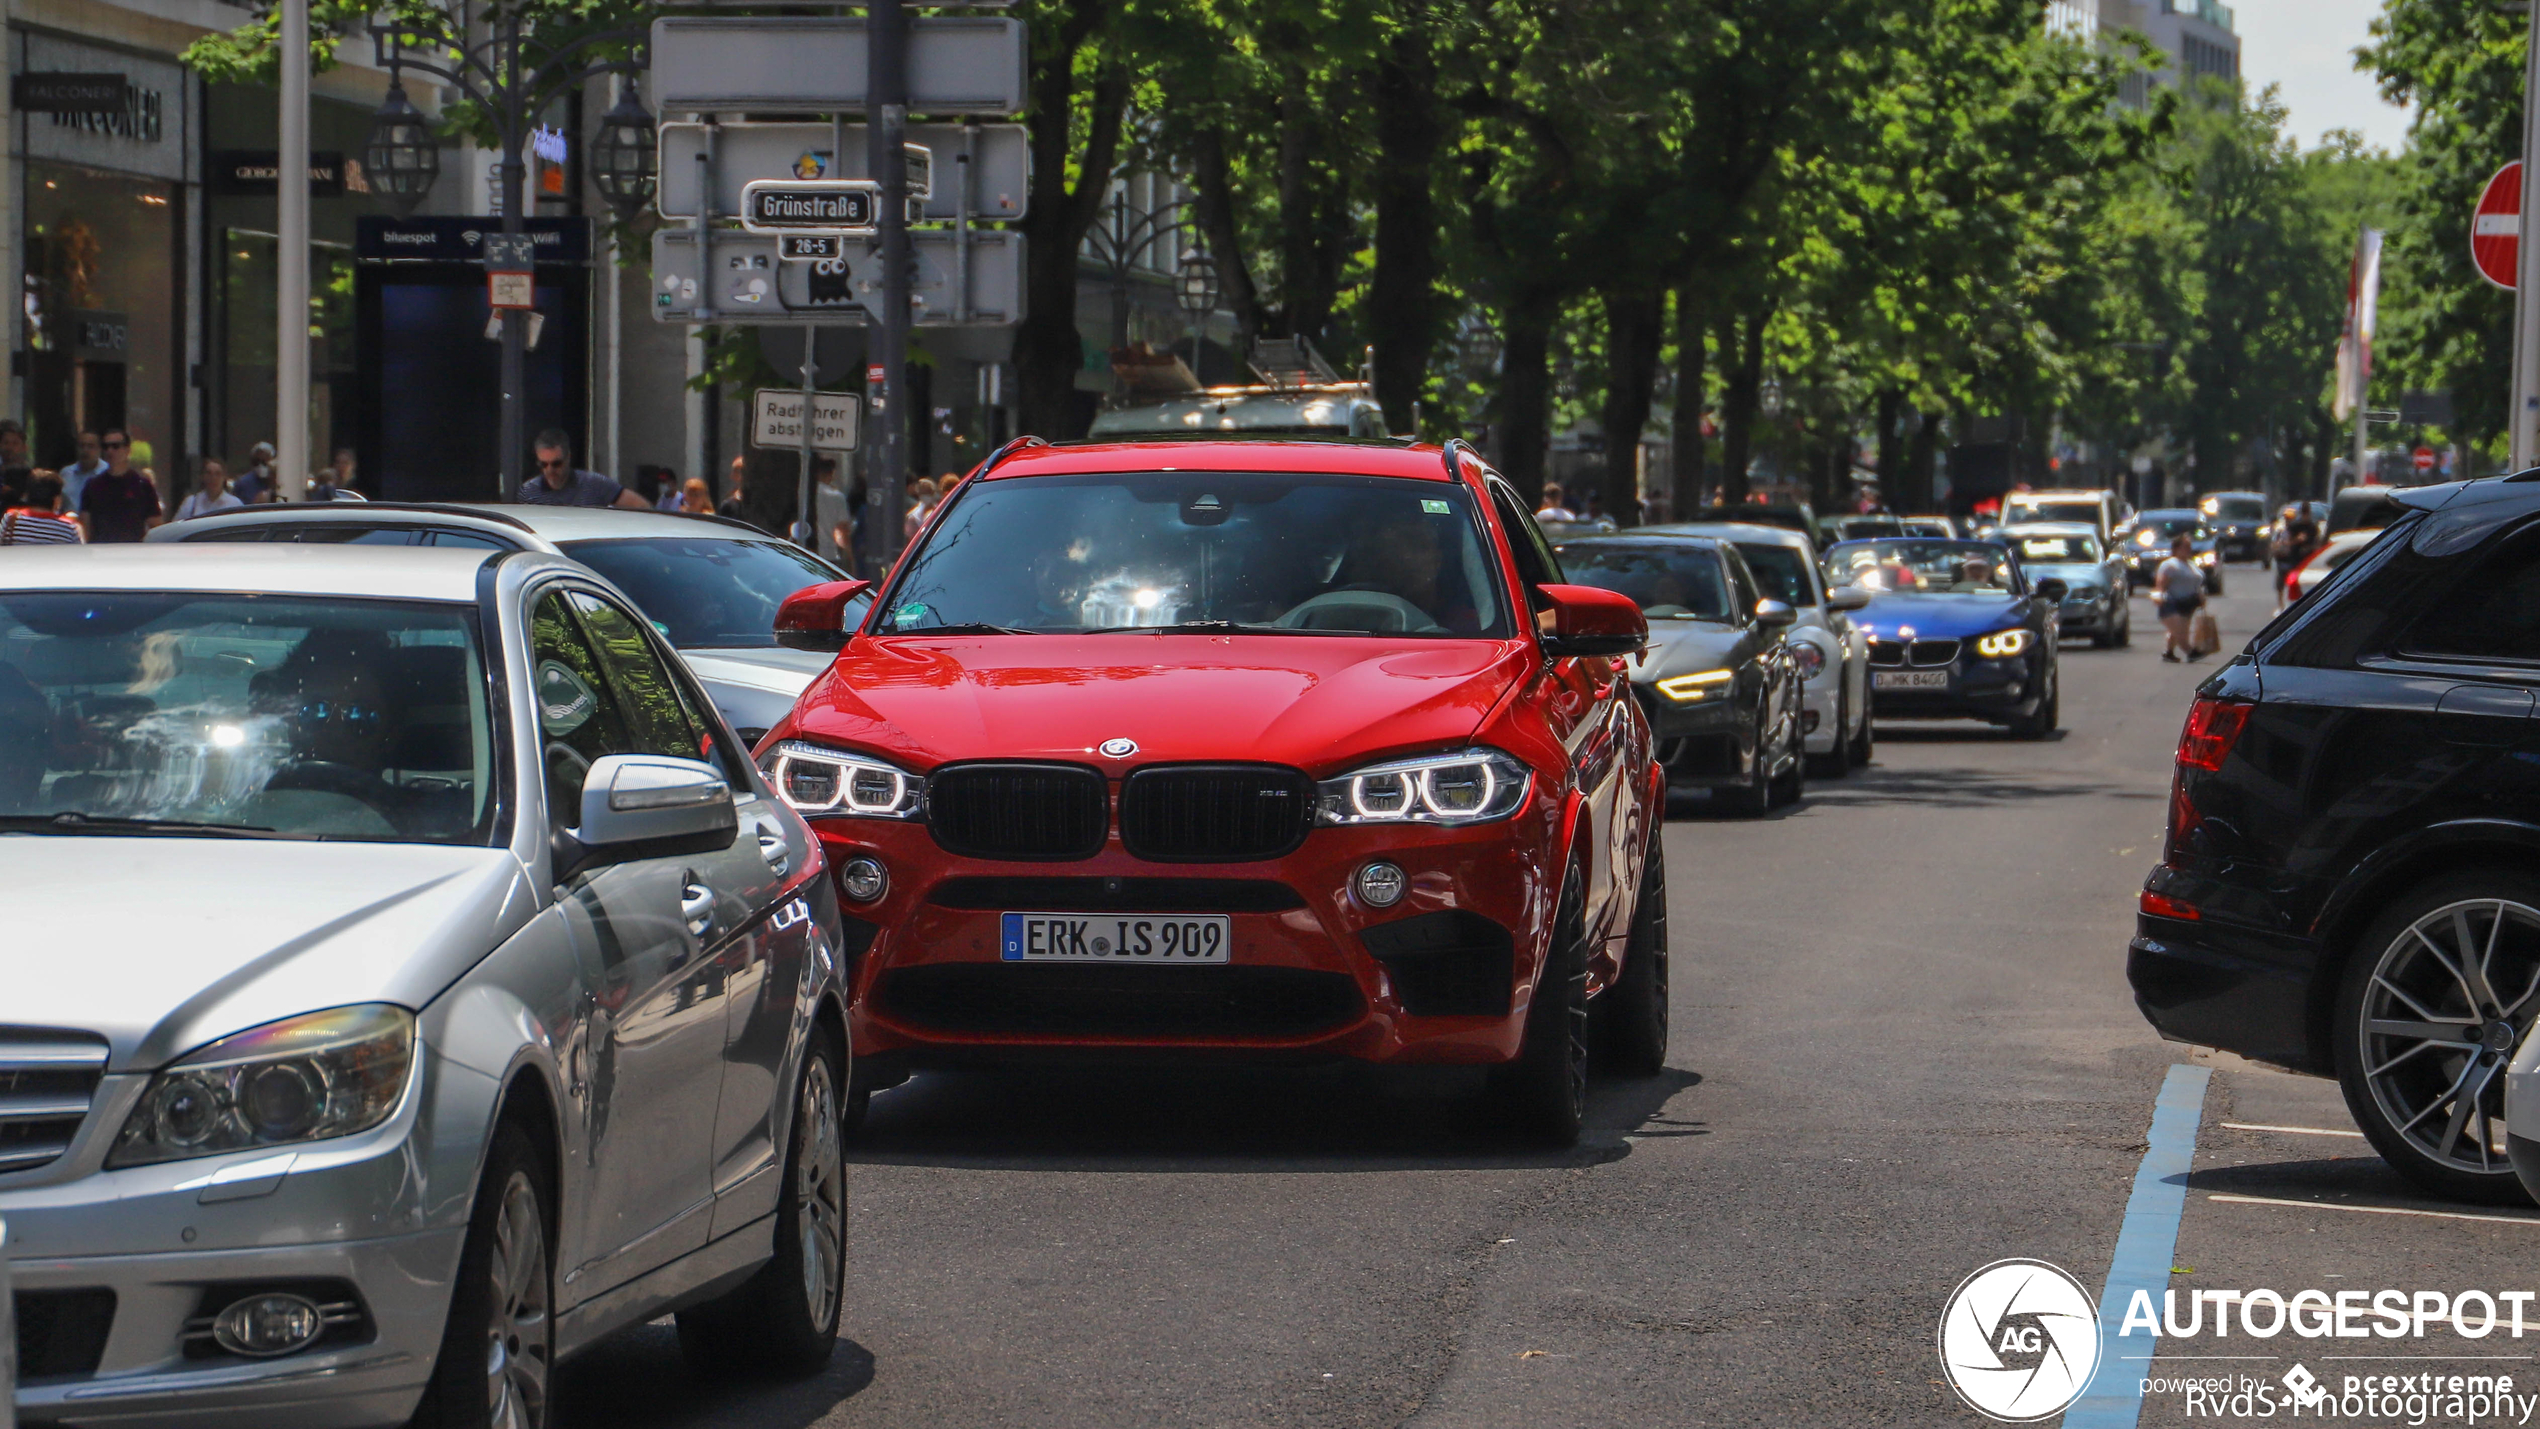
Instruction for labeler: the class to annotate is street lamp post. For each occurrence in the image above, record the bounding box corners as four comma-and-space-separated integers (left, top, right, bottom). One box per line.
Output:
1174, 252, 1219, 385
365, 8, 651, 498
1084, 197, 1208, 360
278, 0, 308, 500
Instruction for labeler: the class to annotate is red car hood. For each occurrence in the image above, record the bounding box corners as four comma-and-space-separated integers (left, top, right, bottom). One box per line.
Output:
788, 633, 1532, 776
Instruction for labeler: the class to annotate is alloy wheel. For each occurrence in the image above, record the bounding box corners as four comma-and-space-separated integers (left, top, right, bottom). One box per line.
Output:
485, 1171, 551, 1429
2357, 898, 2540, 1177
796, 1058, 848, 1331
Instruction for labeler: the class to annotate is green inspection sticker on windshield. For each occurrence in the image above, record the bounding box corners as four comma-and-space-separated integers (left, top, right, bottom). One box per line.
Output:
894, 603, 931, 627
1422, 500, 1452, 515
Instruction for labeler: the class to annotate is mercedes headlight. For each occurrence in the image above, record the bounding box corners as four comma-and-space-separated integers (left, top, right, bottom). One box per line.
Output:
1789, 643, 1827, 681
1318, 747, 1531, 826
1974, 629, 2033, 658
2135, 529, 2159, 546
109, 1006, 414, 1168
1654, 669, 1735, 703
762, 740, 923, 818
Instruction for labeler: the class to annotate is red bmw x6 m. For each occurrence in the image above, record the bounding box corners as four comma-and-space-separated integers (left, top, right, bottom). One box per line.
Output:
757, 437, 1665, 1143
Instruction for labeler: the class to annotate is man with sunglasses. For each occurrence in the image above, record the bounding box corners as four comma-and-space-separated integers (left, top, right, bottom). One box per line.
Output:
515, 428, 648, 509
75, 428, 161, 542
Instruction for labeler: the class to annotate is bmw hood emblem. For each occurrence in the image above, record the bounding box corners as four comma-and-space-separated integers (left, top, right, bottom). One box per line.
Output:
1098, 737, 1138, 758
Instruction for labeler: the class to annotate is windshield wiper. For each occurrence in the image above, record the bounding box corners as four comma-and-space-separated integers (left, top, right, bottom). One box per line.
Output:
0, 811, 292, 838
1081, 620, 1293, 635
898, 621, 1026, 636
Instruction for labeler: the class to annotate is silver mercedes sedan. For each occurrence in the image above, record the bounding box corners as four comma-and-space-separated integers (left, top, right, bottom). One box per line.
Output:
0, 544, 853, 1428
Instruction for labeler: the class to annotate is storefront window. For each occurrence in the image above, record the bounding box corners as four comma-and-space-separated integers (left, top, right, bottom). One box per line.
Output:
24, 162, 178, 472
220, 231, 356, 474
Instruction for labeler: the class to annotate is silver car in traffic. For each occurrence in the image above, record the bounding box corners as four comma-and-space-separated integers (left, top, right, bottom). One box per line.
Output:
149, 503, 864, 745
0, 545, 852, 1427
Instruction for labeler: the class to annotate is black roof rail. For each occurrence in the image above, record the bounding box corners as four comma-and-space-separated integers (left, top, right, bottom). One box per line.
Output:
1441, 438, 1484, 483
969, 435, 1048, 476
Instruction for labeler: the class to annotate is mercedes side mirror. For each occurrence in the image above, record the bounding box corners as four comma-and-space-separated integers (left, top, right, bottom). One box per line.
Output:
2034, 577, 2069, 604
1534, 583, 1648, 658
1825, 586, 1872, 613
1752, 599, 1797, 629
774, 579, 874, 652
553, 754, 739, 882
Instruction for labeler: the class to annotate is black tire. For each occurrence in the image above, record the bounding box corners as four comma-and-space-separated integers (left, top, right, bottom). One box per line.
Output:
1847, 694, 1874, 768
1595, 840, 1669, 1077
677, 1037, 849, 1375
2334, 873, 2540, 1205
1809, 688, 1853, 778
412, 1123, 555, 1429
1488, 870, 1589, 1145
2009, 660, 2058, 739
1713, 720, 1772, 816
2115, 600, 2132, 648
1768, 712, 1805, 807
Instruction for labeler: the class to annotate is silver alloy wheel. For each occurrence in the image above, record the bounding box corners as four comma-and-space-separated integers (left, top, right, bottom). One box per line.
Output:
796, 1058, 847, 1331
485, 1171, 550, 1429
2358, 898, 2540, 1177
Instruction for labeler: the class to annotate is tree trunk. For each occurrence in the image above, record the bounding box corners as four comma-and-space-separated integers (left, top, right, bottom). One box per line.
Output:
1905, 413, 1938, 513
1716, 311, 1765, 505
1191, 126, 1265, 344
1669, 284, 1706, 515
1874, 388, 1904, 511
1498, 289, 1556, 505
1015, 7, 1126, 439
1274, 61, 1315, 341
1370, 28, 1441, 435
1598, 288, 1663, 527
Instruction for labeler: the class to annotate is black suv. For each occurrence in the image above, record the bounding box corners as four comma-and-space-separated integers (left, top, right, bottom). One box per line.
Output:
2129, 474, 2540, 1203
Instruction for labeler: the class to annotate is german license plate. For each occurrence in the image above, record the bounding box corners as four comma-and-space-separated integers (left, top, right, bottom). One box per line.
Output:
1000, 912, 1230, 964
1873, 669, 1950, 690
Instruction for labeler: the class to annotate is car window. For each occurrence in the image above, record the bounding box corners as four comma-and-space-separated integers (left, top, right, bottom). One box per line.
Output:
2012, 534, 2101, 563
182, 527, 272, 543
1489, 482, 1566, 593
430, 530, 514, 551
279, 526, 423, 545
565, 590, 722, 771
878, 472, 1510, 637
2400, 534, 2540, 663
1552, 543, 1731, 620
530, 590, 634, 828
1826, 539, 2015, 594
558, 537, 853, 648
1723, 548, 1761, 621
1732, 542, 1820, 608
0, 592, 497, 843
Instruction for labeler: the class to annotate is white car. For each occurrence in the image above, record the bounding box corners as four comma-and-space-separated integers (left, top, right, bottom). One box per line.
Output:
2288, 528, 2381, 603
151, 503, 863, 744
1659, 521, 1875, 774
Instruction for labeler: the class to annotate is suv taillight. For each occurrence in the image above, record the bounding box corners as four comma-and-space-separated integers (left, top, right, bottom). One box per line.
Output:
2165, 696, 2254, 863
2177, 696, 2253, 772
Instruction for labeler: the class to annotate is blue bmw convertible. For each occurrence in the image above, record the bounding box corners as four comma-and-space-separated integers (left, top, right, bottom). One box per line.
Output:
1820, 537, 2066, 738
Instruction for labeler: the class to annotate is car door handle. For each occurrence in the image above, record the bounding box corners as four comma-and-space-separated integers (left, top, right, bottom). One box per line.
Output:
680, 879, 717, 940
756, 830, 790, 878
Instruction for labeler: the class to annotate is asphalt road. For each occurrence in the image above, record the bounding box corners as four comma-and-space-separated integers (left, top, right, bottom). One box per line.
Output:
552, 571, 2529, 1429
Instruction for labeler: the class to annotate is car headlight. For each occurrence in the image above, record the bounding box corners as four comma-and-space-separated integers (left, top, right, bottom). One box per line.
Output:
1654, 669, 1735, 703
1789, 642, 1826, 681
2135, 530, 2159, 546
2194, 551, 2216, 566
762, 739, 923, 818
1317, 747, 1531, 826
1974, 629, 2033, 658
108, 1006, 414, 1168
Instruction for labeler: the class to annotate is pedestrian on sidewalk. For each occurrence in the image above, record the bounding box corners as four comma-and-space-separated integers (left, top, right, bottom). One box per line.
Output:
57, 430, 107, 509
77, 430, 161, 543
1, 472, 81, 545
174, 458, 244, 520
2273, 505, 2320, 607
2154, 533, 2206, 663
678, 476, 715, 516
234, 442, 278, 504
516, 430, 647, 509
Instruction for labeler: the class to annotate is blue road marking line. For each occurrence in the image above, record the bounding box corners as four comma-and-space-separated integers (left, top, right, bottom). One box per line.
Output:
2065, 1062, 2212, 1429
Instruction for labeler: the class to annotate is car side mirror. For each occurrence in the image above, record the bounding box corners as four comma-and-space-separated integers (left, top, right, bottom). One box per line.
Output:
774, 579, 873, 652
553, 754, 739, 882
1533, 583, 1648, 658
1825, 586, 1872, 613
1752, 599, 1796, 629
2034, 577, 2069, 604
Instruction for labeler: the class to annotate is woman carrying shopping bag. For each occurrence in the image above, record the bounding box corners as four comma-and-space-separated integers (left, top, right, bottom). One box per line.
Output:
2154, 533, 2209, 663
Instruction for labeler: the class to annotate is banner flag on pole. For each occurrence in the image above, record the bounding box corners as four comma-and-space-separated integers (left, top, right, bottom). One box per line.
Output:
2334, 229, 2384, 422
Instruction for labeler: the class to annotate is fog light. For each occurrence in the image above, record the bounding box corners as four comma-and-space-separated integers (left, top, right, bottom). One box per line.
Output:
212, 1293, 323, 1358
839, 856, 888, 904
1355, 861, 1406, 909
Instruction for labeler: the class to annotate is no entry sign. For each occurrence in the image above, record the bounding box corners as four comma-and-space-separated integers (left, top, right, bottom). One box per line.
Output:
2475, 161, 2522, 290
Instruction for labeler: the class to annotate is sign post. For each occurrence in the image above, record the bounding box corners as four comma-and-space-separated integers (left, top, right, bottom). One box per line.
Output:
2518, 0, 2540, 469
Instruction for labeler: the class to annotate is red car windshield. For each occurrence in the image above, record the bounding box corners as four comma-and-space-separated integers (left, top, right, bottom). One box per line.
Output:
877, 472, 1511, 637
